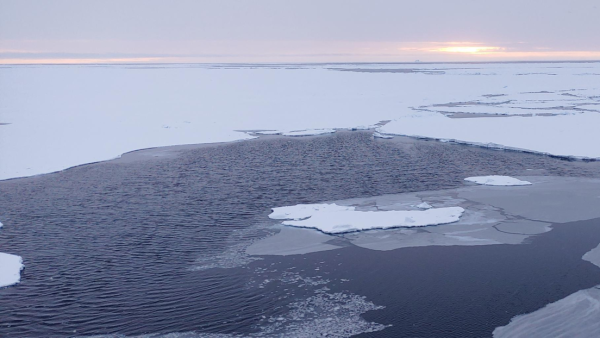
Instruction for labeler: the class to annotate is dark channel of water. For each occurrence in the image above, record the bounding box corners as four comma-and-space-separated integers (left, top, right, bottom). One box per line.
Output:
1, 131, 600, 337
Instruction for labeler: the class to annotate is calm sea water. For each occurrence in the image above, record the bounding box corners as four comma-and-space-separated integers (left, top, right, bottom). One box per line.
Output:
1, 132, 600, 337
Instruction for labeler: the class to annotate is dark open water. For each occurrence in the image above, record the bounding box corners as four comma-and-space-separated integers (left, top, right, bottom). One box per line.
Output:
1, 131, 600, 337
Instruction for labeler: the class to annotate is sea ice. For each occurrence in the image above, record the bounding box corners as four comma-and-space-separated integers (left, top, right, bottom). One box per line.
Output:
254, 177, 600, 255
269, 203, 354, 221
281, 129, 336, 137
583, 243, 600, 269
254, 129, 337, 137
464, 176, 532, 186
246, 226, 342, 256
253, 130, 282, 135
0, 252, 23, 287
379, 111, 600, 160
493, 286, 600, 338
3, 62, 600, 180
270, 203, 464, 234
373, 132, 394, 139
457, 176, 600, 223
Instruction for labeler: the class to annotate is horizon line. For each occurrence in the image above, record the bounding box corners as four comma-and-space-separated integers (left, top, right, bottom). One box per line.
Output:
3, 59, 600, 66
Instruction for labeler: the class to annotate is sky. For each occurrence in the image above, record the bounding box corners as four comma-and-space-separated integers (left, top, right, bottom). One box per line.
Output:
1, 0, 599, 64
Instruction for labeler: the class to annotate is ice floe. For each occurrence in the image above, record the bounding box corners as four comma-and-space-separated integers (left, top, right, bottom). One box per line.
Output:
270, 203, 464, 234
464, 175, 532, 186
246, 226, 343, 256
0, 252, 23, 288
493, 286, 600, 338
457, 176, 600, 224
583, 243, 600, 269
253, 177, 600, 255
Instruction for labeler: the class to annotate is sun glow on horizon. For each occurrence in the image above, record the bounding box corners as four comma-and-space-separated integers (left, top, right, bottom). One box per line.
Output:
433, 46, 504, 54
2, 41, 600, 64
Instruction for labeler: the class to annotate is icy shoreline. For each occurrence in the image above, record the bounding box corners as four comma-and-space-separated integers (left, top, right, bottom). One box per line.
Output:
2, 62, 600, 181
378, 112, 600, 161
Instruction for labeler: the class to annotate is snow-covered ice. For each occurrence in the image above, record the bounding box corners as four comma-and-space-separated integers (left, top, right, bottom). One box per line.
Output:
379, 111, 600, 160
269, 203, 464, 234
269, 203, 353, 221
0, 252, 23, 288
416, 202, 433, 209
0, 220, 24, 287
464, 176, 532, 186
2, 62, 600, 180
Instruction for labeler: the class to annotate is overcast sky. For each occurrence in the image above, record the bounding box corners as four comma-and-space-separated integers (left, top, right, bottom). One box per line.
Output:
1, 0, 599, 63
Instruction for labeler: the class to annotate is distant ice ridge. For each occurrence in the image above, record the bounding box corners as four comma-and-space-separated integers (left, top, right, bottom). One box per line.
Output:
464, 176, 532, 186
0, 252, 23, 288
269, 203, 464, 234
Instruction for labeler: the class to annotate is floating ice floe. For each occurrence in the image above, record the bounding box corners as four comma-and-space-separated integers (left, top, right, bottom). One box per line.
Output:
583, 243, 600, 269
0, 252, 23, 288
253, 177, 600, 255
464, 176, 532, 186
493, 286, 600, 338
269, 203, 464, 234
